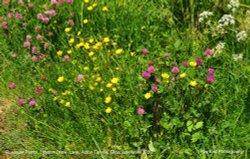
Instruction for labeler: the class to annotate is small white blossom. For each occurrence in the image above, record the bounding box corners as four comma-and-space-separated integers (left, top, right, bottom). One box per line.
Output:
227, 0, 240, 12
232, 54, 243, 61
198, 11, 213, 23
217, 14, 235, 30
236, 31, 247, 42
213, 42, 225, 57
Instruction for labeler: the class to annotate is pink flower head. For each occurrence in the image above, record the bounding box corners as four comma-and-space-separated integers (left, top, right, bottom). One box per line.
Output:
9, 82, 16, 89
39, 54, 46, 59
208, 68, 215, 75
36, 85, 43, 96
51, 0, 57, 5
75, 74, 84, 82
26, 35, 32, 40
154, 77, 161, 84
32, 46, 38, 53
152, 85, 158, 92
172, 77, 176, 82
45, 10, 56, 16
18, 0, 24, 4
137, 107, 145, 115
182, 61, 189, 67
59, 0, 64, 4
28, 3, 33, 8
205, 48, 212, 55
11, 54, 17, 58
164, 52, 170, 57
34, 26, 41, 32
7, 13, 13, 18
44, 42, 49, 49
37, 13, 43, 20
31, 55, 38, 62
206, 75, 215, 84
36, 34, 43, 41
1, 21, 7, 29
171, 66, 179, 74
66, 0, 73, 4
68, 19, 74, 26
16, 13, 22, 19
29, 99, 36, 107
142, 71, 151, 80
64, 54, 70, 62
196, 58, 202, 66
142, 48, 148, 55
18, 98, 25, 106
42, 17, 50, 23
147, 66, 154, 74
23, 41, 31, 48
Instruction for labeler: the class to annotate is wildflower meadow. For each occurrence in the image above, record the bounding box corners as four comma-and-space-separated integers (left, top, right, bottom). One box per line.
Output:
0, 0, 249, 158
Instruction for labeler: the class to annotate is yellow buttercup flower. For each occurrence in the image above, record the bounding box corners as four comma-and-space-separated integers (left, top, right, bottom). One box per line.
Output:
89, 37, 94, 43
161, 73, 170, 79
57, 76, 64, 82
106, 83, 113, 88
89, 85, 94, 91
92, 3, 97, 7
115, 48, 124, 55
103, 37, 110, 43
57, 50, 63, 57
65, 102, 71, 107
112, 42, 117, 46
83, 19, 89, 24
190, 80, 197, 87
59, 100, 65, 104
89, 51, 94, 57
72, 60, 77, 65
189, 61, 197, 67
87, 6, 93, 11
111, 78, 119, 84
102, 6, 109, 12
84, 66, 89, 71
84, 0, 89, 3
144, 92, 151, 99
105, 96, 112, 104
69, 38, 75, 44
105, 107, 112, 113
179, 73, 187, 79
67, 50, 72, 54
65, 27, 71, 33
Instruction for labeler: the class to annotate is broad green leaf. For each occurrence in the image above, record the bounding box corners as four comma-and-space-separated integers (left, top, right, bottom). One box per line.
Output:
191, 132, 202, 143
194, 121, 204, 129
148, 141, 156, 152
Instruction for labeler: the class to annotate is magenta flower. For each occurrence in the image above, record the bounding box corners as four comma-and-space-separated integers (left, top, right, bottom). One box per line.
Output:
164, 52, 170, 56
16, 13, 23, 19
142, 48, 148, 55
37, 13, 43, 20
208, 68, 215, 75
137, 107, 145, 115
29, 99, 36, 107
147, 66, 154, 74
152, 85, 158, 92
66, 0, 73, 4
39, 54, 46, 59
32, 46, 38, 53
11, 54, 17, 58
7, 13, 13, 19
36, 35, 43, 41
182, 61, 189, 67
1, 21, 7, 29
206, 75, 215, 84
42, 17, 49, 23
142, 71, 151, 80
9, 82, 16, 89
26, 35, 32, 40
23, 41, 31, 48
51, 0, 57, 5
18, 0, 24, 4
68, 19, 74, 26
59, 0, 64, 4
205, 48, 212, 55
32, 55, 38, 62
171, 66, 179, 74
34, 26, 41, 32
154, 77, 161, 84
196, 58, 202, 66
18, 98, 25, 106
45, 10, 56, 16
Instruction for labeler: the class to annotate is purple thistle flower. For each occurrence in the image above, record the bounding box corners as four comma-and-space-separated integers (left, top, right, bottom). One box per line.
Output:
18, 98, 25, 106
205, 48, 212, 55
206, 75, 215, 84
196, 58, 202, 66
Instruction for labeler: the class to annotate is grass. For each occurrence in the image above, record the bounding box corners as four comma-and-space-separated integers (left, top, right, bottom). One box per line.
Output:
0, 0, 250, 158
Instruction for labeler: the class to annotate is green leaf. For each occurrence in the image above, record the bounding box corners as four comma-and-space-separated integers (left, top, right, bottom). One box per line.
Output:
187, 125, 193, 132
186, 120, 192, 127
191, 132, 202, 143
194, 121, 204, 129
148, 141, 156, 152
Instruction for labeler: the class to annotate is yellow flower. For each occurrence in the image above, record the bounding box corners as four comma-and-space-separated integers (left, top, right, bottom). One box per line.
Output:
100, 88, 103, 92
89, 51, 94, 57
112, 42, 117, 46
87, 6, 93, 11
130, 52, 135, 56
65, 27, 71, 33
179, 73, 187, 79
161, 73, 170, 79
69, 38, 75, 44
83, 0, 89, 3
57, 50, 63, 57
96, 77, 102, 82
84, 66, 89, 71
102, 6, 109, 12
89, 85, 94, 91
189, 61, 197, 67
144, 92, 151, 99
89, 37, 94, 43
72, 60, 77, 65
67, 50, 72, 54
53, 96, 59, 101
83, 19, 89, 24
204, 84, 208, 89
65, 102, 71, 107
111, 77, 119, 84
77, 31, 81, 36
59, 100, 65, 104
92, 56, 97, 61
93, 67, 99, 71
190, 80, 197, 87
57, 76, 65, 82
92, 3, 97, 7
105, 107, 112, 113
105, 96, 112, 104
115, 67, 120, 71
103, 37, 110, 43
84, 42, 90, 49
115, 48, 124, 55
106, 83, 113, 88
112, 87, 117, 92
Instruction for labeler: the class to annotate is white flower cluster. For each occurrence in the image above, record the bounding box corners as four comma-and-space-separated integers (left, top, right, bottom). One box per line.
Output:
213, 42, 225, 56
198, 11, 213, 23
217, 14, 235, 30
232, 54, 243, 61
227, 0, 240, 12
236, 31, 247, 42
